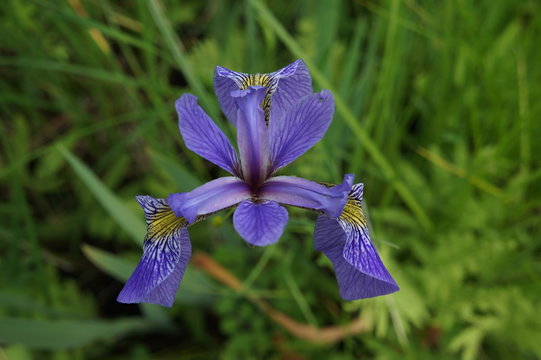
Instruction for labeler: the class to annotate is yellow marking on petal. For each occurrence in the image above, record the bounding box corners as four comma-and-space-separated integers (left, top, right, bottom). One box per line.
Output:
140, 198, 187, 243
146, 210, 186, 242
340, 195, 367, 228
238, 73, 272, 89
235, 73, 275, 125
339, 184, 367, 228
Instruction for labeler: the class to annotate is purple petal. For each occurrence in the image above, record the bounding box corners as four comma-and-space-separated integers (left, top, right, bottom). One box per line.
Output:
118, 196, 191, 307
259, 174, 354, 218
269, 90, 334, 172
232, 86, 270, 185
233, 200, 288, 246
313, 184, 399, 300
339, 184, 398, 283
213, 66, 246, 126
176, 94, 240, 176
213, 60, 312, 126
167, 177, 251, 224
268, 59, 313, 125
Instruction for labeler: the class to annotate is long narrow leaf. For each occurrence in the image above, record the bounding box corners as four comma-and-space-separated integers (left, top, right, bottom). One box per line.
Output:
58, 144, 145, 245
0, 317, 148, 350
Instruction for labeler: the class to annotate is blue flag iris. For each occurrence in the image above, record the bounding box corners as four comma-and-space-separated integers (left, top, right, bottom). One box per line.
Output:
117, 60, 399, 307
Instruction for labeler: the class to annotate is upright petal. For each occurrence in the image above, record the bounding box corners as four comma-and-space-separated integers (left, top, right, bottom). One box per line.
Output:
176, 94, 240, 176
168, 177, 251, 224
259, 174, 353, 218
233, 200, 289, 246
269, 90, 334, 172
213, 60, 312, 126
118, 196, 191, 307
232, 86, 270, 185
314, 184, 399, 300
214, 66, 272, 126
268, 59, 312, 125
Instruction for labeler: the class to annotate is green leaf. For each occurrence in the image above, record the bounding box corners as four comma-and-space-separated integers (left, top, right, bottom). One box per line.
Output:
82, 244, 135, 282
2, 344, 33, 360
58, 144, 145, 245
0, 317, 148, 350
148, 0, 217, 118
147, 148, 201, 191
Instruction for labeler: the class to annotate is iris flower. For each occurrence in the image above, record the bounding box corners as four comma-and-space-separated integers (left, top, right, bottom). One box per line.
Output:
118, 60, 399, 307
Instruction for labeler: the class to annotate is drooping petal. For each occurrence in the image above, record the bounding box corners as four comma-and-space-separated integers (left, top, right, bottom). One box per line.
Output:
313, 184, 399, 300
233, 200, 288, 246
176, 94, 240, 176
213, 60, 312, 126
117, 196, 191, 307
259, 174, 354, 218
167, 177, 251, 224
269, 90, 334, 172
232, 86, 270, 185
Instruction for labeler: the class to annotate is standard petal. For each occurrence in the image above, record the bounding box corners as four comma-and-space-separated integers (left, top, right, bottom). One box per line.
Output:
269, 89, 334, 172
213, 59, 312, 126
213, 66, 245, 126
259, 174, 353, 218
117, 196, 191, 307
313, 184, 399, 300
176, 94, 240, 176
268, 59, 313, 125
167, 177, 251, 224
233, 200, 288, 246
232, 86, 270, 185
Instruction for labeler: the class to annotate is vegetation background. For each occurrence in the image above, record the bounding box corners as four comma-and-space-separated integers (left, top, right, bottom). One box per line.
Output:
1, 0, 540, 359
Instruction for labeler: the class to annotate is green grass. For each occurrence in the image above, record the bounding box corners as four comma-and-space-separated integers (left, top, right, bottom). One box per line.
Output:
1, 0, 540, 359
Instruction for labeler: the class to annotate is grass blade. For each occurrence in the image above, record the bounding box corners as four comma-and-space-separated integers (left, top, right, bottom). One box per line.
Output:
58, 144, 145, 245
0, 317, 148, 350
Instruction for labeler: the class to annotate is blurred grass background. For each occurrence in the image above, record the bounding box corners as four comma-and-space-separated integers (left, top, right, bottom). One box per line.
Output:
1, 0, 540, 359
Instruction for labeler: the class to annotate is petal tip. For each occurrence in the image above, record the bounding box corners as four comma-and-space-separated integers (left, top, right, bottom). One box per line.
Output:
344, 174, 355, 187
339, 284, 399, 301
275, 59, 305, 77
214, 65, 233, 77
175, 93, 196, 108
292, 59, 306, 69
135, 195, 149, 206
317, 89, 334, 101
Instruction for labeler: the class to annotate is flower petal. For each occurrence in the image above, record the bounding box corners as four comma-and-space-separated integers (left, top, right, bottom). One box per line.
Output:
117, 196, 191, 307
176, 94, 240, 176
269, 90, 334, 172
214, 67, 262, 127
168, 177, 251, 224
259, 174, 353, 218
267, 59, 312, 125
233, 200, 288, 246
232, 86, 270, 185
314, 184, 399, 300
213, 60, 312, 126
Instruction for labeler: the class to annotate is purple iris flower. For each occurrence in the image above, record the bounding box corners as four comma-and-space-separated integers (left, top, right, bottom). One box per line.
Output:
117, 60, 399, 307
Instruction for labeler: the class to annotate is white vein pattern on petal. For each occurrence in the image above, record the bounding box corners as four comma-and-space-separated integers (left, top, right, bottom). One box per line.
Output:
136, 196, 186, 287
338, 184, 394, 282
